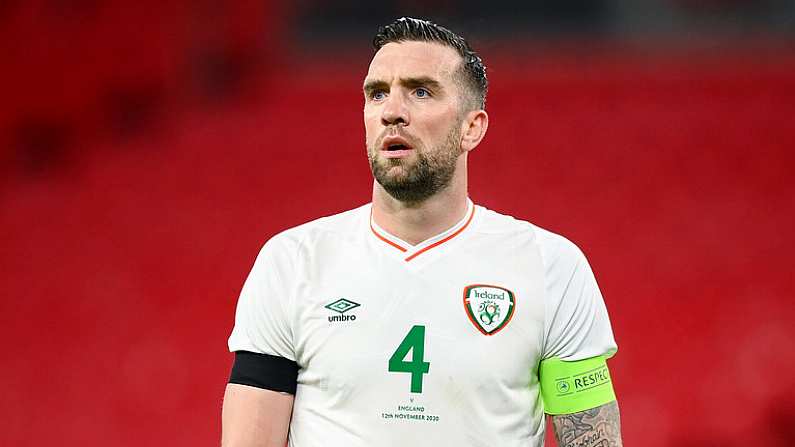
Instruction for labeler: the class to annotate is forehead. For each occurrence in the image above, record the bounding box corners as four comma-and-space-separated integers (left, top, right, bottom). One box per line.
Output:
366, 41, 462, 83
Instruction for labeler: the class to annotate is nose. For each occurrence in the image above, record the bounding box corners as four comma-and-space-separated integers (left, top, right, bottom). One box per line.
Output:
381, 91, 409, 127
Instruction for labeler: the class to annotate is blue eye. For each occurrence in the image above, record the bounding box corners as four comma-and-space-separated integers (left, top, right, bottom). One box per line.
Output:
372, 91, 386, 100
415, 88, 430, 98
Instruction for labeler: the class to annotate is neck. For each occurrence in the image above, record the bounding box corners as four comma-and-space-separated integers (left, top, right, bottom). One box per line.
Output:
371, 158, 469, 246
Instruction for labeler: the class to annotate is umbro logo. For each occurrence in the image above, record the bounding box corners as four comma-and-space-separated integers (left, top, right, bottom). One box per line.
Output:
325, 298, 360, 323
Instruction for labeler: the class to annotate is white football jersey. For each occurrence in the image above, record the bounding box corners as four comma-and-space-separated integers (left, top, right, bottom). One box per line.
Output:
228, 200, 617, 447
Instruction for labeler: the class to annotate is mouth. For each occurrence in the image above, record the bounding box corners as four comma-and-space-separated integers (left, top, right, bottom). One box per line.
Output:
380, 135, 414, 158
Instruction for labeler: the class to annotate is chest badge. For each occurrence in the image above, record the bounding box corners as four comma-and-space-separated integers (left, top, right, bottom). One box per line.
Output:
463, 284, 516, 336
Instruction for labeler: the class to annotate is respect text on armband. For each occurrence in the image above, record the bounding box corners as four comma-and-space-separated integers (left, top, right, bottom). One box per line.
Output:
555, 365, 611, 396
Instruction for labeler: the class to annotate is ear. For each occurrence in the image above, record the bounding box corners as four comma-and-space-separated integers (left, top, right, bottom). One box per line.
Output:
460, 109, 489, 153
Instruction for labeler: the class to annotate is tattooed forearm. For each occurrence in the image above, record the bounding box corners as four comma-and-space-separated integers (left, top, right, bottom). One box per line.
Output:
551, 401, 622, 447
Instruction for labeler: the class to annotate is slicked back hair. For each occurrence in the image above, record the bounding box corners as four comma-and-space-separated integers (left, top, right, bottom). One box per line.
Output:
372, 17, 488, 111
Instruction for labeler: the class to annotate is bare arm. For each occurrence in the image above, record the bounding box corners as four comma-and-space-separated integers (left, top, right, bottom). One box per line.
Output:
221, 383, 294, 447
551, 400, 623, 447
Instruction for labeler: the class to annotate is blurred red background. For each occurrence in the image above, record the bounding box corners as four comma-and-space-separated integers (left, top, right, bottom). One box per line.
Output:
1, 1, 794, 446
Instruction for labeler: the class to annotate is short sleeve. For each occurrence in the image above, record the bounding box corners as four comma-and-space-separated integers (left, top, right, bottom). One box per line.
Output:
539, 230, 617, 361
228, 234, 297, 362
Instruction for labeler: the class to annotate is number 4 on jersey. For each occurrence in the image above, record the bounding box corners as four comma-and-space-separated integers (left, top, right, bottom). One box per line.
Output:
388, 325, 430, 393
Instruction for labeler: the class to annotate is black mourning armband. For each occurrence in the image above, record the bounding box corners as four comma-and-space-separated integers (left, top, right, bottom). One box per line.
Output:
229, 351, 299, 394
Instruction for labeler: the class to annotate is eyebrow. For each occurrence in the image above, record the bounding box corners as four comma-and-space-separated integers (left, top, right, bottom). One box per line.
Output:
363, 76, 444, 96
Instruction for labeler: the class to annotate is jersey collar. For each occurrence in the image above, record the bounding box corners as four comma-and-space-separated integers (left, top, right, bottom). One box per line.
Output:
369, 199, 475, 262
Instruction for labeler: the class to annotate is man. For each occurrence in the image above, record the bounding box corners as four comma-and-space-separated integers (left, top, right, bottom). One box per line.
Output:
222, 17, 623, 447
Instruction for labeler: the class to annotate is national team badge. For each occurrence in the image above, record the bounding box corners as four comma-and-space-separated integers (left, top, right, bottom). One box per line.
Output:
463, 284, 515, 335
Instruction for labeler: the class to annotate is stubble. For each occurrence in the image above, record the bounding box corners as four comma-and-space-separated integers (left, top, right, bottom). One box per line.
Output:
368, 125, 462, 204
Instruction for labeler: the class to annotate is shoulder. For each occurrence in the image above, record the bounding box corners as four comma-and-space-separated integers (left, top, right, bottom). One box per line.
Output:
257, 203, 371, 259
474, 205, 586, 268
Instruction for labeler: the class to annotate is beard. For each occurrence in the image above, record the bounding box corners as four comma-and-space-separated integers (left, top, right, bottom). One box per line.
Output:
368, 125, 462, 204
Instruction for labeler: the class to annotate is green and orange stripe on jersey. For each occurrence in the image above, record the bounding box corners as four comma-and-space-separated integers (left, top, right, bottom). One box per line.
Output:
370, 204, 475, 262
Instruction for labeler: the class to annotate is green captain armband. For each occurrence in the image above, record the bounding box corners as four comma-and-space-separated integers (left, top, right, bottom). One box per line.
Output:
539, 355, 616, 415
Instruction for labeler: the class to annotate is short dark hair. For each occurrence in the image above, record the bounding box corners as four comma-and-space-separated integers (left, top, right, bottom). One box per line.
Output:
372, 17, 488, 110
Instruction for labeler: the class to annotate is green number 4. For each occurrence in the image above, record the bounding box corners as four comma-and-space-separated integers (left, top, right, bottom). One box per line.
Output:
388, 325, 430, 393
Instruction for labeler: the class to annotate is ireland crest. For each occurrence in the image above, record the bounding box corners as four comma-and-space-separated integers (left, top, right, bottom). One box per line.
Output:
463, 284, 516, 336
